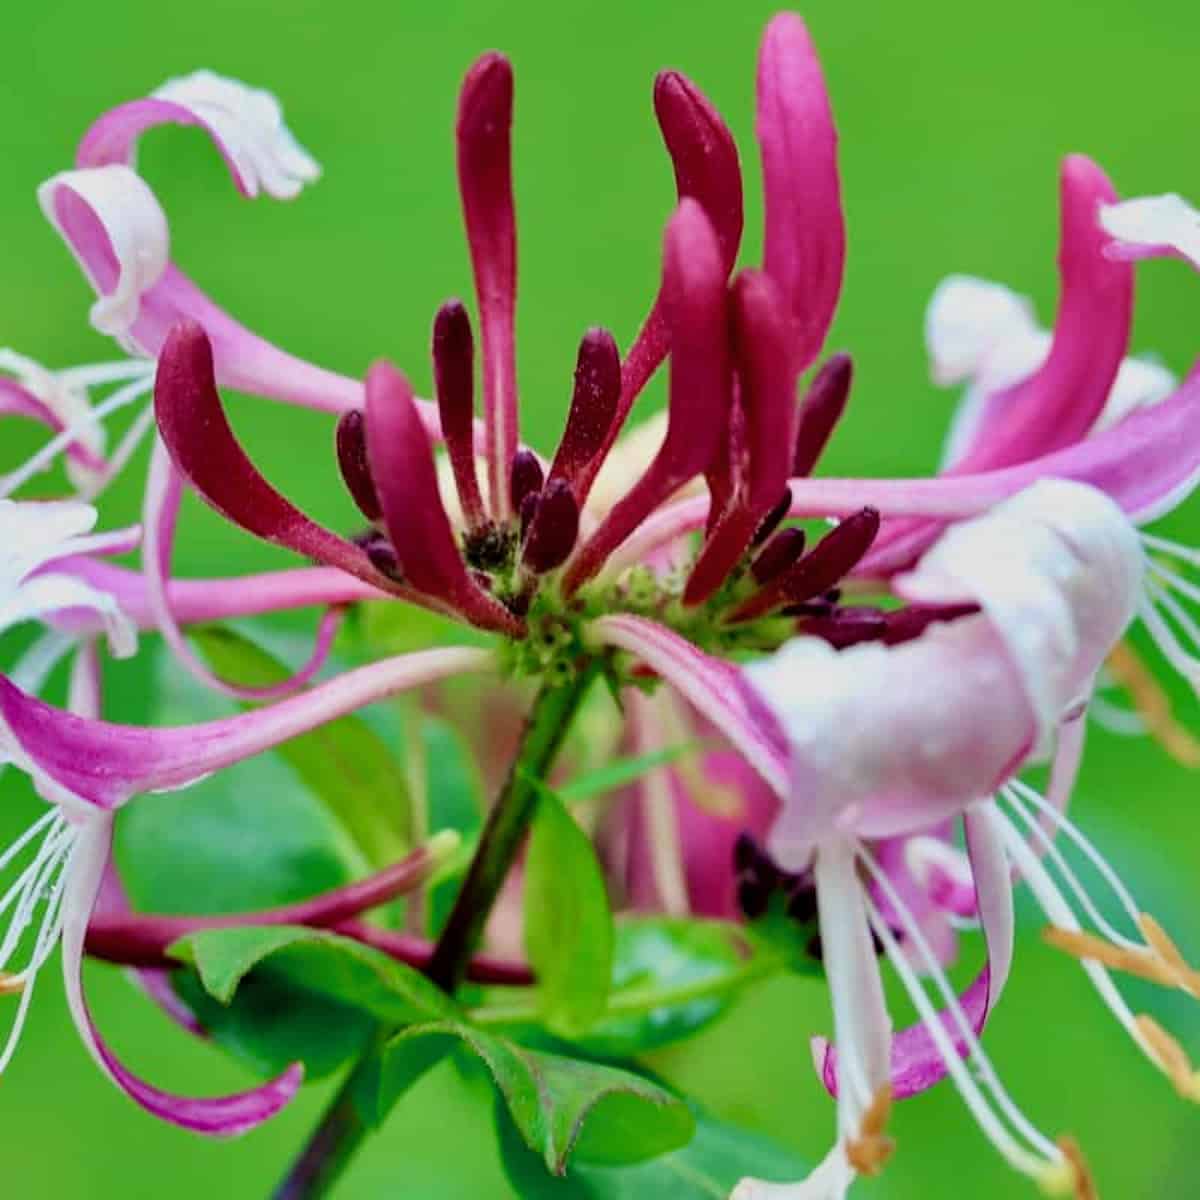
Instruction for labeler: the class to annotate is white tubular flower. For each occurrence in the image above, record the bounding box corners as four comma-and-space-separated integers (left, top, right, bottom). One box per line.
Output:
735, 480, 1171, 1200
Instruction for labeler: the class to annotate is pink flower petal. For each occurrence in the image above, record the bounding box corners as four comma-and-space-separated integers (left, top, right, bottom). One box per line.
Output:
0, 644, 494, 811
589, 614, 789, 797
61, 819, 301, 1135
457, 53, 519, 519
756, 13, 845, 371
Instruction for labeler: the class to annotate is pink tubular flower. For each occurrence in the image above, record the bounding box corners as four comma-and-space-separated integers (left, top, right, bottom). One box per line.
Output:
715, 481, 1200, 1199
0, 631, 492, 1133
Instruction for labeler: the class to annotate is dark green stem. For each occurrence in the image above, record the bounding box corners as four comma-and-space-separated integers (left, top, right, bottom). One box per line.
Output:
271, 663, 598, 1199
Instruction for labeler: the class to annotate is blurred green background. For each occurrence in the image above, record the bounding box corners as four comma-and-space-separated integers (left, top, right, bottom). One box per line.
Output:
2, 0, 1199, 1195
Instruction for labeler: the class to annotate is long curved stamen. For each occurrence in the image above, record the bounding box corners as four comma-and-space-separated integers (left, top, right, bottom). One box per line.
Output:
0, 812, 79, 1073
997, 816, 1198, 1094
1, 371, 154, 498
858, 839, 1072, 1186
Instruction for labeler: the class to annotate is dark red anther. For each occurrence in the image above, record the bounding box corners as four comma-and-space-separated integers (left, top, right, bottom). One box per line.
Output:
510, 448, 545, 514
752, 488, 793, 548
548, 328, 621, 491
433, 300, 486, 529
730, 506, 879, 622
882, 602, 979, 646
792, 352, 852, 477
522, 478, 580, 574
518, 490, 539, 540
335, 409, 382, 521
751, 526, 807, 584
363, 536, 401, 579
799, 606, 887, 649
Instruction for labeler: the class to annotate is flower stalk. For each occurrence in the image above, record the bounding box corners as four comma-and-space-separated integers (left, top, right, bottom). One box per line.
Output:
272, 658, 601, 1199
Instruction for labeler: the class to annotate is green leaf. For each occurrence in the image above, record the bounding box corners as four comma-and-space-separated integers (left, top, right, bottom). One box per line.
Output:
574, 917, 756, 1057
171, 925, 455, 1020
421, 715, 485, 937
496, 1100, 810, 1198
524, 784, 614, 1037
117, 648, 364, 914
380, 1023, 694, 1174
556, 744, 698, 805
190, 625, 412, 866
171, 968, 374, 1080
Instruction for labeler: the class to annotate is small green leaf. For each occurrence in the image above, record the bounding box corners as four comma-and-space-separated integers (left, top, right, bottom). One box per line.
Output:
380, 1023, 694, 1174
496, 1100, 810, 1197
190, 625, 411, 866
170, 925, 455, 1023
172, 968, 374, 1079
118, 648, 363, 914
575, 917, 755, 1056
524, 784, 614, 1036
557, 744, 698, 805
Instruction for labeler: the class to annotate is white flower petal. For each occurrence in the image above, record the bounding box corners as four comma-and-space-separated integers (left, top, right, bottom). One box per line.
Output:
1100, 193, 1200, 269
153, 71, 321, 201
925, 275, 1039, 388
37, 166, 169, 340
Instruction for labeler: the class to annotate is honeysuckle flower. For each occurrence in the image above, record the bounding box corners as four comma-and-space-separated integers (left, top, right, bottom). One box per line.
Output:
0, 640, 493, 1132
712, 481, 1200, 1199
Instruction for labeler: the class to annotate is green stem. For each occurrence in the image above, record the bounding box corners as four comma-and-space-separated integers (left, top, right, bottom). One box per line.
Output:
471, 944, 781, 1029
272, 663, 599, 1200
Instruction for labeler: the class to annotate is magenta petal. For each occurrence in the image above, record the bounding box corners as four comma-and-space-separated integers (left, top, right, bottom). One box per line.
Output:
951, 156, 1133, 472
756, 13, 845, 371
566, 200, 730, 593
0, 645, 493, 810
618, 71, 744, 408
576, 70, 742, 504
684, 269, 796, 605
62, 821, 301, 1135
364, 361, 523, 635
457, 53, 519, 519
153, 322, 387, 590
589, 614, 789, 796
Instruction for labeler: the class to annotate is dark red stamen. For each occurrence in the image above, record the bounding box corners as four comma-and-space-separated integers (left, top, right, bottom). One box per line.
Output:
522, 478, 580, 574
510, 447, 545, 513
799, 607, 888, 649
751, 526, 807, 584
882, 602, 980, 646
731, 506, 879, 621
752, 487, 793, 548
457, 52, 519, 520
433, 299, 486, 530
335, 409, 382, 521
548, 327, 621, 492
792, 352, 852, 477
518, 490, 539, 540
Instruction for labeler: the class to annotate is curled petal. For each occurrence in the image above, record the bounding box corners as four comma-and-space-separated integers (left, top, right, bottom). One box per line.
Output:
896, 480, 1143, 735
153, 323, 391, 591
38, 166, 169, 340
589, 614, 788, 796
1101, 193, 1200, 269
78, 70, 321, 200
926, 276, 1039, 390
945, 157, 1133, 472
364, 361, 523, 634
756, 13, 845, 369
0, 645, 494, 811
61, 819, 301, 1134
